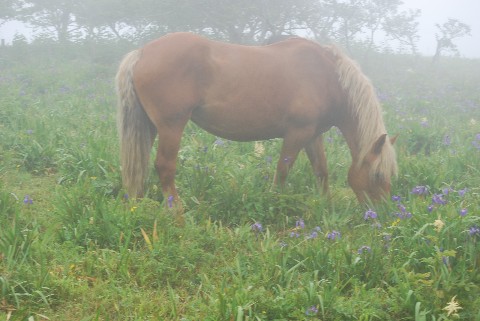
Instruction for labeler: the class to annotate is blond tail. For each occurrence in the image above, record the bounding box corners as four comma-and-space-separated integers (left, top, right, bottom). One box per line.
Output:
116, 49, 156, 198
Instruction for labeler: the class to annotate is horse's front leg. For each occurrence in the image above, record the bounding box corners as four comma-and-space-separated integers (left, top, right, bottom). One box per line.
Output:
272, 128, 315, 189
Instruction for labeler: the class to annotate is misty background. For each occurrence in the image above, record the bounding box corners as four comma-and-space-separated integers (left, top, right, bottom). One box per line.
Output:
0, 0, 477, 60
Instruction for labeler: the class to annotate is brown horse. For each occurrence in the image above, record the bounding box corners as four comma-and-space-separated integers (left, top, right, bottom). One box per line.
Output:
116, 32, 397, 209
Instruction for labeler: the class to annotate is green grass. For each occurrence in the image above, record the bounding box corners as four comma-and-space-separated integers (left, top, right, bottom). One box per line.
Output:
0, 47, 479, 320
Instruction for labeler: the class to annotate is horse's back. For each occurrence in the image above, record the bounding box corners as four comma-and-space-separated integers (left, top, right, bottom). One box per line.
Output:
133, 32, 344, 140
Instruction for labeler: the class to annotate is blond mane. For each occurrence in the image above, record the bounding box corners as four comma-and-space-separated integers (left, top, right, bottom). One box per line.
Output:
327, 45, 398, 180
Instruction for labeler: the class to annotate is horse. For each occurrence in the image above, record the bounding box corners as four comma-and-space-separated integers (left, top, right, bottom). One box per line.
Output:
116, 32, 397, 210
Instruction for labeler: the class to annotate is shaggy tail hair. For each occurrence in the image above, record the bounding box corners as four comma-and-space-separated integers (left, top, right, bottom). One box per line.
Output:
116, 49, 156, 198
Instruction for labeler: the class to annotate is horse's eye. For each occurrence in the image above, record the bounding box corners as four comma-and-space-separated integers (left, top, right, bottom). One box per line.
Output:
374, 172, 384, 180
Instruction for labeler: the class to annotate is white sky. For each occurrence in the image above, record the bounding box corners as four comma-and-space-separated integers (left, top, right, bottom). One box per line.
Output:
401, 0, 479, 57
0, 0, 479, 57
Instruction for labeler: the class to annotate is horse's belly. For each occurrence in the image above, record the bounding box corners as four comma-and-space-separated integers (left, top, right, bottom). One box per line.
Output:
191, 106, 284, 141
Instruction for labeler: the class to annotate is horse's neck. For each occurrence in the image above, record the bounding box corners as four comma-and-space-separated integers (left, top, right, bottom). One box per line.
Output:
338, 122, 362, 164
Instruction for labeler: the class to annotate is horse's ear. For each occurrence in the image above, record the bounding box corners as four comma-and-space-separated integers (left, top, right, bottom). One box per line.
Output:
390, 134, 399, 145
372, 134, 387, 155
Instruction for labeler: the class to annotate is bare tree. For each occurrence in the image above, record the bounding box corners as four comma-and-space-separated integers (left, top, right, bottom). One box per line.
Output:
432, 18, 471, 63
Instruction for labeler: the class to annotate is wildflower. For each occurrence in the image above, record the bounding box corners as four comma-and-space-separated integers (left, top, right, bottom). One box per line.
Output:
457, 188, 467, 197
427, 204, 434, 212
305, 305, 318, 316
327, 230, 341, 240
459, 208, 468, 217
364, 209, 377, 220
432, 194, 447, 205
411, 186, 428, 195
307, 231, 318, 239
391, 195, 401, 202
473, 133, 480, 150
26, 129, 33, 135
214, 138, 225, 146
167, 195, 174, 208
290, 231, 300, 238
442, 187, 452, 195
395, 211, 412, 220
371, 222, 382, 229
254, 141, 265, 157
420, 118, 428, 127
295, 219, 305, 229
123, 193, 129, 200
357, 245, 371, 254
433, 219, 444, 232
395, 203, 412, 219
251, 222, 263, 233
443, 296, 462, 317
130, 206, 137, 212
23, 195, 33, 205
279, 241, 288, 248
469, 225, 480, 237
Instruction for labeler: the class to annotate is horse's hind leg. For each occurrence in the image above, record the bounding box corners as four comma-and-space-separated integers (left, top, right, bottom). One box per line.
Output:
152, 121, 189, 215
305, 134, 329, 195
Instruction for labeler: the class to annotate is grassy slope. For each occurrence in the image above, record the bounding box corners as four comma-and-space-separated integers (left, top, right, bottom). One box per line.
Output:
0, 47, 479, 320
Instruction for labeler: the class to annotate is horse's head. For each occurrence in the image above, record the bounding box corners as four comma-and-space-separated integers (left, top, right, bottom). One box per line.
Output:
348, 134, 398, 203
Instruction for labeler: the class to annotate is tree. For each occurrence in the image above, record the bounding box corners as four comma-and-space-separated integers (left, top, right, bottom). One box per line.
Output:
17, 0, 83, 43
384, 8, 420, 54
432, 18, 471, 63
0, 0, 15, 27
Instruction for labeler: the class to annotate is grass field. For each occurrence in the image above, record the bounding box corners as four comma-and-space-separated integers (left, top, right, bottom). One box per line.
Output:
0, 45, 479, 320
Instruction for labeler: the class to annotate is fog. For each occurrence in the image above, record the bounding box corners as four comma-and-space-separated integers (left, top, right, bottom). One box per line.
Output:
401, 0, 479, 57
0, 0, 478, 58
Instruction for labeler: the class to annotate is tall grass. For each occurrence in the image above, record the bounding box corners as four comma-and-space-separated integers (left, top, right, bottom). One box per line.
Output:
0, 46, 479, 320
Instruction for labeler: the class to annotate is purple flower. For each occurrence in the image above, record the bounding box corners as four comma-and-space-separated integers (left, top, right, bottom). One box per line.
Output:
395, 211, 412, 219
296, 219, 305, 229
123, 193, 129, 200
251, 222, 263, 233
427, 205, 434, 212
458, 188, 468, 197
391, 195, 401, 202
432, 194, 447, 205
364, 209, 377, 220
469, 226, 480, 237
214, 138, 225, 146
290, 231, 300, 238
327, 230, 341, 240
358, 245, 372, 254
305, 306, 318, 316
459, 208, 468, 217
411, 186, 428, 195
167, 195, 174, 208
442, 187, 452, 195
308, 231, 318, 239
23, 195, 33, 205
26, 129, 33, 135
473, 133, 480, 149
